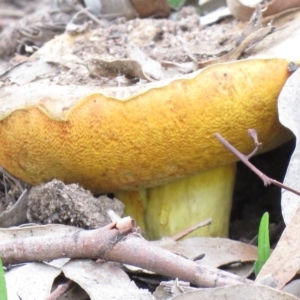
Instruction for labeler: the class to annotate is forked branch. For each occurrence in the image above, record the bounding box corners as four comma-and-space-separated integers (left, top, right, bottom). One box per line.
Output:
215, 130, 300, 197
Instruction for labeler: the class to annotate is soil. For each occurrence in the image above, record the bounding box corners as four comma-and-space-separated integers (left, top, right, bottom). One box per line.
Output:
27, 179, 124, 229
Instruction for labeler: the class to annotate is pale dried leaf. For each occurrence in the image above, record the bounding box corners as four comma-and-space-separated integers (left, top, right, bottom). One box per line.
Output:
229, 262, 255, 277
160, 61, 196, 74
237, 4, 263, 43
0, 189, 28, 227
154, 279, 197, 300
198, 24, 274, 68
199, 7, 231, 26
170, 284, 300, 300
250, 10, 300, 61
0, 224, 81, 241
283, 279, 300, 298
62, 260, 153, 300
155, 237, 257, 268
84, 0, 102, 15
127, 43, 163, 80
199, 0, 227, 14
228, 0, 300, 20
240, 0, 261, 6
255, 204, 300, 289
99, 0, 137, 19
6, 262, 61, 300
278, 67, 300, 224
46, 258, 71, 269
0, 61, 60, 85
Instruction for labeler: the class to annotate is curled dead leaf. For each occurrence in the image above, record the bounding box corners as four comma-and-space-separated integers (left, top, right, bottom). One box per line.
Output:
227, 0, 300, 21
85, 58, 153, 81
129, 0, 170, 18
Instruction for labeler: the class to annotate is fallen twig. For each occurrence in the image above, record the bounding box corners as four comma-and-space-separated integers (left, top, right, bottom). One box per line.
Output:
0, 219, 251, 288
171, 218, 212, 241
46, 280, 74, 300
215, 130, 300, 197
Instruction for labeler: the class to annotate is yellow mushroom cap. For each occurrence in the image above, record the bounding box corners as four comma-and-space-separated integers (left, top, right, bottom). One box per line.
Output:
0, 58, 292, 192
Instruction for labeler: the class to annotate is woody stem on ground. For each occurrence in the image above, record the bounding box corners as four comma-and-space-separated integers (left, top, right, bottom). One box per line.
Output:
215, 130, 300, 197
0, 219, 250, 287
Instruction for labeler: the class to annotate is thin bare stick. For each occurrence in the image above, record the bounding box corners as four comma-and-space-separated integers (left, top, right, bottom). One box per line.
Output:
0, 166, 24, 192
171, 218, 212, 241
246, 129, 262, 159
215, 132, 300, 197
46, 280, 75, 300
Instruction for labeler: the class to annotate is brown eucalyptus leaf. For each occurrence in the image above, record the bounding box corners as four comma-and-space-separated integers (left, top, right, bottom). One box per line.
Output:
85, 57, 153, 81
129, 0, 170, 18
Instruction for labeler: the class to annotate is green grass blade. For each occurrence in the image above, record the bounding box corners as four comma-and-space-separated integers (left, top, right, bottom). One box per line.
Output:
0, 257, 7, 300
254, 212, 270, 276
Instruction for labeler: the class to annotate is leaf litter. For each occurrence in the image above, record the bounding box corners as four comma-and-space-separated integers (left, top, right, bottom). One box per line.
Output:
1, 0, 300, 299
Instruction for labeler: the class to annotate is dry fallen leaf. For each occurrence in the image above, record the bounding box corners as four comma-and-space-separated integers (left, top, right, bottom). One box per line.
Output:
127, 42, 163, 80
154, 279, 197, 300
155, 237, 257, 268
6, 262, 62, 300
85, 57, 154, 81
250, 10, 300, 61
0, 61, 61, 85
0, 223, 81, 241
170, 284, 300, 299
0, 189, 28, 227
227, 0, 300, 21
278, 67, 300, 224
62, 260, 153, 300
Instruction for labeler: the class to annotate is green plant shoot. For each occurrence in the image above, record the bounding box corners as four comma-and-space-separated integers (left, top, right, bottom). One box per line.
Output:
254, 212, 270, 276
168, 0, 185, 10
0, 257, 7, 300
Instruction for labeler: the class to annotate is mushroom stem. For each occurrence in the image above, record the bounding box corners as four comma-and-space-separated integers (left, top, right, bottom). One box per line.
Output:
115, 164, 235, 240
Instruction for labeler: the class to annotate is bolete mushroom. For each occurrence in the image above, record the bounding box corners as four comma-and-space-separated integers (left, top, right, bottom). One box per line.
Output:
0, 58, 293, 239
